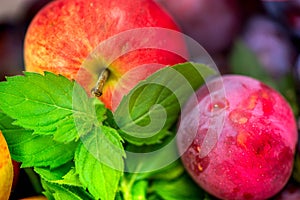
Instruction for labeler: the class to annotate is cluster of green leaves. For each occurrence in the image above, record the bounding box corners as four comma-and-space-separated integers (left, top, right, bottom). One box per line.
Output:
0, 72, 124, 200
0, 62, 215, 200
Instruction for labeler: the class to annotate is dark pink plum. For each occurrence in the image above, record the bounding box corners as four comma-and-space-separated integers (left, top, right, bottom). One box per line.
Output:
177, 75, 298, 200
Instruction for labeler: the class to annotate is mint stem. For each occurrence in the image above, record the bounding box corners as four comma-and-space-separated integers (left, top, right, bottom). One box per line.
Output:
120, 172, 139, 200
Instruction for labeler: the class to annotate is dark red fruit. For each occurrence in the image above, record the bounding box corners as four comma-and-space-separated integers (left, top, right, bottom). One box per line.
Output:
177, 75, 298, 200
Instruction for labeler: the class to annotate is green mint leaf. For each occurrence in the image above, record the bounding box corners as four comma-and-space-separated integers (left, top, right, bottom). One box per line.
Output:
54, 168, 82, 187
0, 72, 97, 143
0, 110, 19, 131
0, 111, 78, 168
152, 173, 207, 200
115, 192, 123, 200
75, 125, 125, 200
34, 166, 83, 187
138, 159, 185, 181
43, 190, 55, 200
34, 161, 74, 182
148, 194, 163, 200
7, 130, 77, 168
103, 109, 119, 129
41, 179, 94, 200
131, 180, 148, 200
114, 62, 216, 145
125, 134, 179, 174
35, 161, 82, 187
93, 98, 108, 123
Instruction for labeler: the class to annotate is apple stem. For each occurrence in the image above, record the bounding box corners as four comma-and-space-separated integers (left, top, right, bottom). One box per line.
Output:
91, 68, 110, 97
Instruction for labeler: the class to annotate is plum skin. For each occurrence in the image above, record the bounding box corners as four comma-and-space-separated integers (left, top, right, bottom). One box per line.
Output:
177, 75, 298, 200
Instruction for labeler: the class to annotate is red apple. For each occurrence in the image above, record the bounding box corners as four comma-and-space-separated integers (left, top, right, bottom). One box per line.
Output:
177, 75, 298, 200
24, 0, 187, 111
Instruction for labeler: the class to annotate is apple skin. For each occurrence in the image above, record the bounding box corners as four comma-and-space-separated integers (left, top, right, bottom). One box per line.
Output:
24, 0, 187, 111
0, 131, 13, 200
177, 75, 298, 200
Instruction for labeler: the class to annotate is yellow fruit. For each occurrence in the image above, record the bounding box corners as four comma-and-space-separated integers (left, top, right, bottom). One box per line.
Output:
0, 131, 13, 200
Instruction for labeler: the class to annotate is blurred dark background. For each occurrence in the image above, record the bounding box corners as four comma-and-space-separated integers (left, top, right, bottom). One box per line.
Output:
1, 0, 300, 199
0, 2, 53, 199
0, 0, 51, 81
1, 0, 300, 81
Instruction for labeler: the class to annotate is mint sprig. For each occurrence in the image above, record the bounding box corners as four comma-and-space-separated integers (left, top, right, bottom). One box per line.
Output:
75, 126, 125, 200
0, 72, 125, 200
0, 62, 215, 199
0, 111, 77, 168
41, 179, 94, 200
34, 161, 82, 187
151, 174, 208, 200
0, 72, 97, 143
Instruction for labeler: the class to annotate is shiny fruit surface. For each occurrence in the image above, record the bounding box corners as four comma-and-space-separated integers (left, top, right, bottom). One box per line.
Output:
24, 0, 186, 111
177, 75, 298, 200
